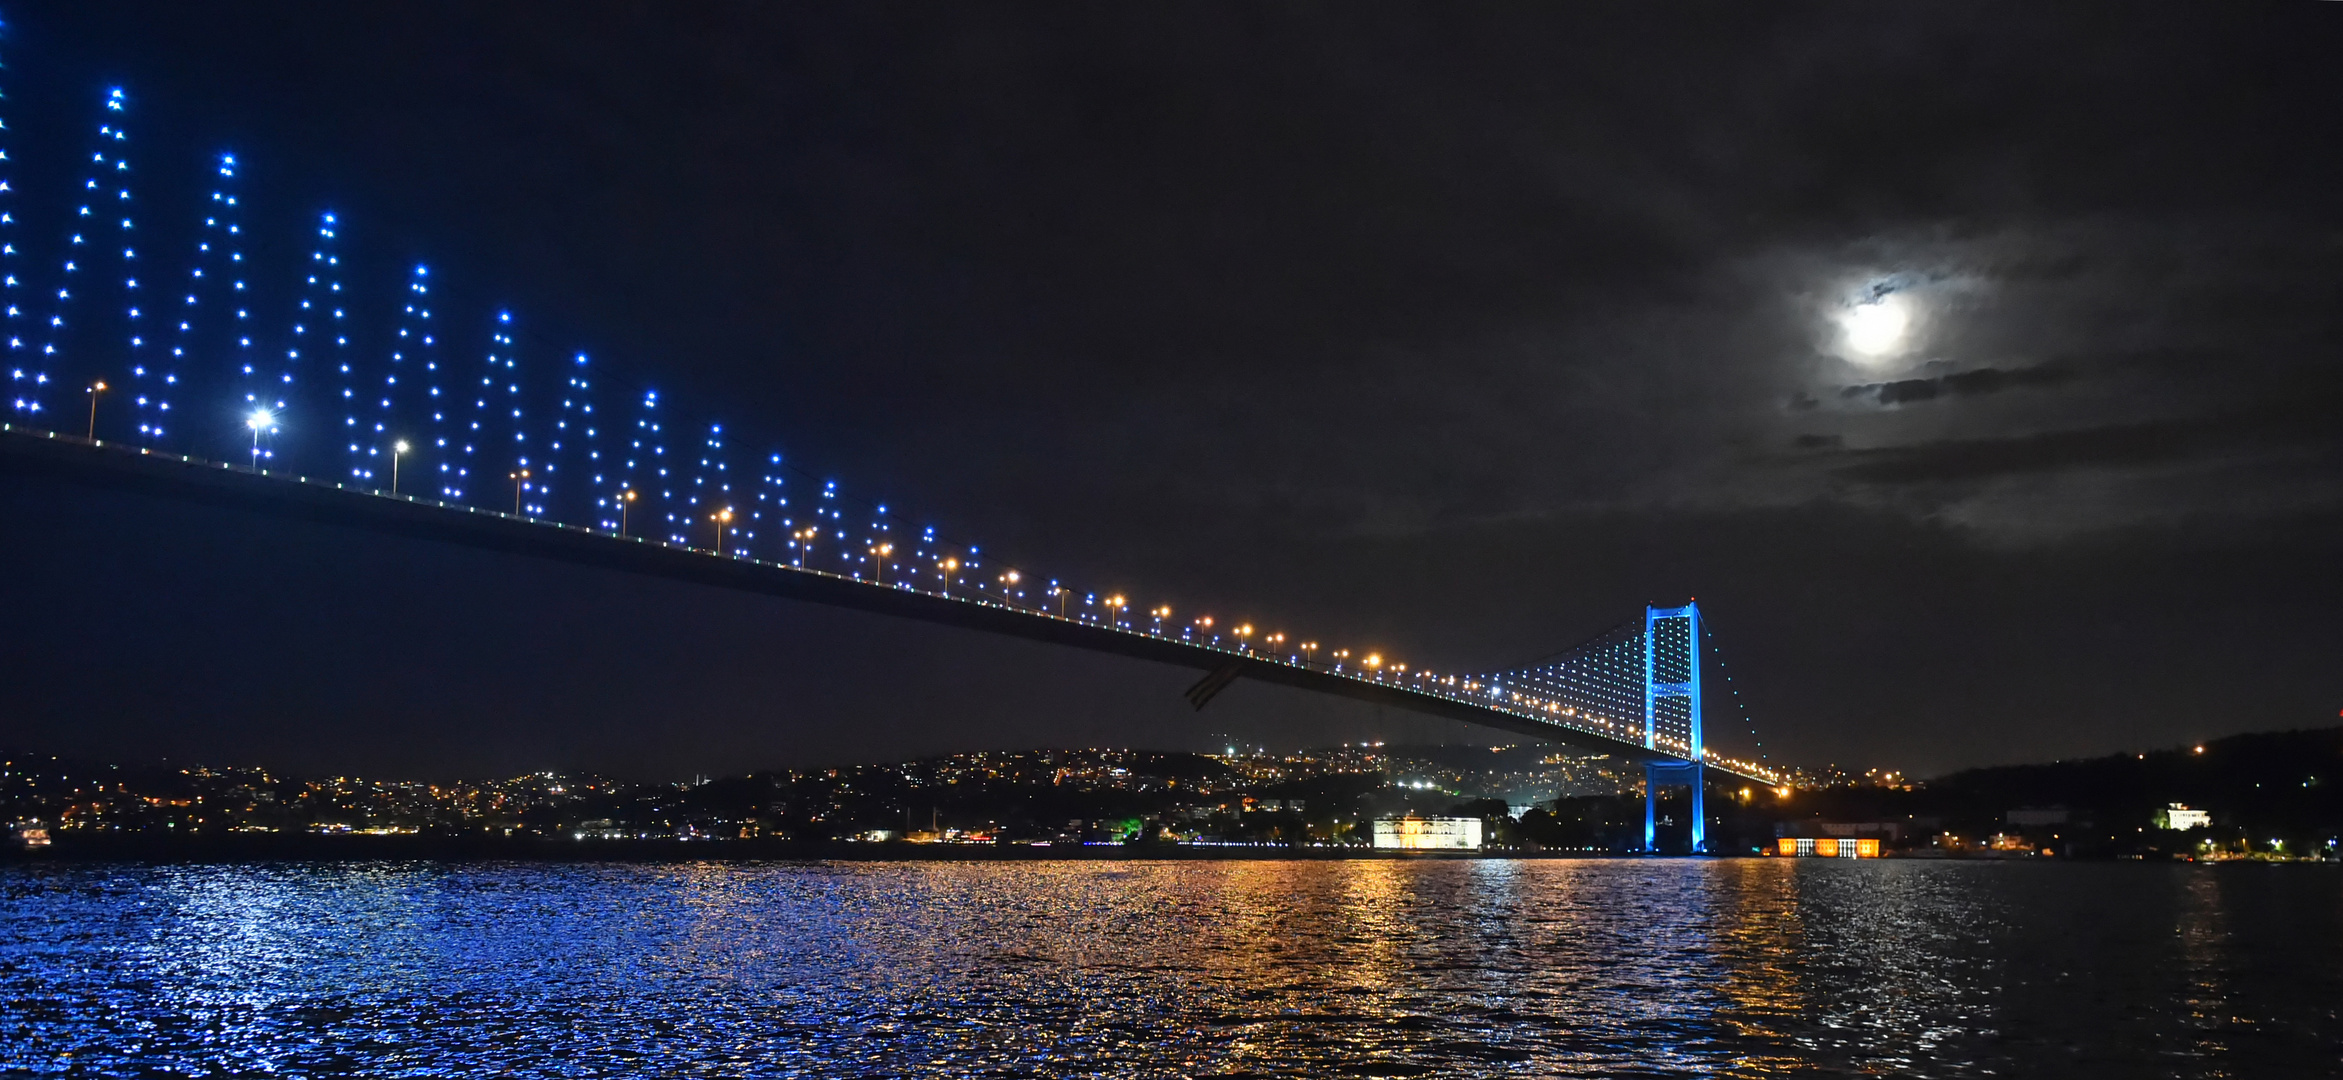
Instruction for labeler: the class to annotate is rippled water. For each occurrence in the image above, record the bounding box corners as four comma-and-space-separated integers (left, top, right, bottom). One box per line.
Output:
3, 859, 2338, 1077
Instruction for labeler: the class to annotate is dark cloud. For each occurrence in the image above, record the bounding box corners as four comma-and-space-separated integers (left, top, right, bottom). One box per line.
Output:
1841, 363, 2080, 407
1831, 419, 2221, 485
1823, 395, 2339, 487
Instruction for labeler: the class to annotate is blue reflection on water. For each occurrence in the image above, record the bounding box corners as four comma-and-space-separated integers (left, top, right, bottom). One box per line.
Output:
3, 860, 2338, 1077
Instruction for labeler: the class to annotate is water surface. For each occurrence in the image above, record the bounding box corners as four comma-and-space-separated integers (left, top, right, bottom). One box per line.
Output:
4, 859, 2338, 1077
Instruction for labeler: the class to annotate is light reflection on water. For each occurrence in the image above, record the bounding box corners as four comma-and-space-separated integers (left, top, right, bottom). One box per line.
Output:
3, 860, 2338, 1077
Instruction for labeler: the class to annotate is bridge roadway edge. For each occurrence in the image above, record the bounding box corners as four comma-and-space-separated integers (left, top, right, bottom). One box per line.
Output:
1, 427, 1736, 775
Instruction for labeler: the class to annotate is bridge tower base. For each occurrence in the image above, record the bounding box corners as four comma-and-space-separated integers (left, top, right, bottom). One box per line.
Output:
1643, 760, 1706, 854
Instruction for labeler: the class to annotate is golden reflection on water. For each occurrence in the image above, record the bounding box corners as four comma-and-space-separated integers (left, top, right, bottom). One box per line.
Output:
2176, 868, 2233, 1076
1329, 857, 1413, 991
1704, 861, 1813, 1076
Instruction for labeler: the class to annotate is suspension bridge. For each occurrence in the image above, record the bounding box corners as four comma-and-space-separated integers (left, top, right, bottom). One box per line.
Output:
1, 82, 1780, 851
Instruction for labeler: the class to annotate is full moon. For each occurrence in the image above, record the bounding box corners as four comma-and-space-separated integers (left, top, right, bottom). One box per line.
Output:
1841, 295, 1910, 359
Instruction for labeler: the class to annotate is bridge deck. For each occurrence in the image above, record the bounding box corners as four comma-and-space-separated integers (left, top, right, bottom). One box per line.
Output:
1, 426, 1768, 782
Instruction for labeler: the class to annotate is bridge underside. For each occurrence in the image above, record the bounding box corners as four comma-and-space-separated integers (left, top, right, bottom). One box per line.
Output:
1, 427, 1751, 779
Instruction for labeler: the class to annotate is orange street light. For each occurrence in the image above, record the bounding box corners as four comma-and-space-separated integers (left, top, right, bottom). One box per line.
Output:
871, 542, 894, 584
713, 507, 734, 554
940, 556, 959, 596
510, 469, 531, 514
616, 489, 638, 536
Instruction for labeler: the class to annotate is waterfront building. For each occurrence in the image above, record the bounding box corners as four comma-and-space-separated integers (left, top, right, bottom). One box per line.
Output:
1776, 820, 1904, 842
2153, 803, 2212, 830
1371, 815, 1482, 850
1776, 837, 1880, 858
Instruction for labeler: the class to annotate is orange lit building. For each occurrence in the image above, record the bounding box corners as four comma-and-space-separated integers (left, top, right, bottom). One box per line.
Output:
1776, 836, 1880, 858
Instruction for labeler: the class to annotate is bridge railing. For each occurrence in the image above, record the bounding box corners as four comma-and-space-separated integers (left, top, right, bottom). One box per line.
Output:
8, 423, 1782, 786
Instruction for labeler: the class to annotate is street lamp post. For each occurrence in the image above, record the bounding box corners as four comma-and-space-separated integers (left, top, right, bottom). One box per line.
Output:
999, 569, 1021, 606
85, 381, 106, 440
246, 409, 274, 469
511, 469, 530, 515
391, 440, 410, 494
617, 489, 637, 536
871, 543, 893, 584
713, 508, 733, 554
940, 556, 959, 597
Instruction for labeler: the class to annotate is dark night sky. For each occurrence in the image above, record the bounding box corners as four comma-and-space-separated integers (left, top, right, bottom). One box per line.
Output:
1, 2, 2337, 780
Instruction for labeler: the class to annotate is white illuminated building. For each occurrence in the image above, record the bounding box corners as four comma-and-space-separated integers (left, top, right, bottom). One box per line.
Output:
1372, 815, 1482, 850
2154, 803, 2211, 830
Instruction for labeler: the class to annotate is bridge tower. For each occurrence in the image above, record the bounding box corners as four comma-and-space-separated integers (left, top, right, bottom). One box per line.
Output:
1642, 602, 1705, 853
